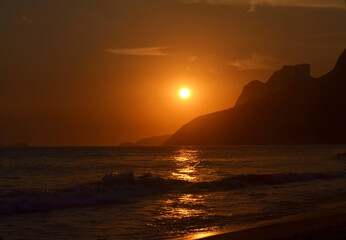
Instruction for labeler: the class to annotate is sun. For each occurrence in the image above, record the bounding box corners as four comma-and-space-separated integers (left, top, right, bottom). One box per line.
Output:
179, 88, 190, 99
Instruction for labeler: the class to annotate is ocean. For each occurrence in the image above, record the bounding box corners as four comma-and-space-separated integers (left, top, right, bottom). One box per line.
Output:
0, 146, 346, 239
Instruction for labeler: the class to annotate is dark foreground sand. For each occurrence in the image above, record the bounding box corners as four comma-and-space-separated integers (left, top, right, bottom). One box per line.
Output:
199, 201, 346, 240
1, 200, 345, 240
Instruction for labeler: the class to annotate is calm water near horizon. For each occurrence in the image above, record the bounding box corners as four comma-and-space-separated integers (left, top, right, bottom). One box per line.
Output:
1, 146, 346, 239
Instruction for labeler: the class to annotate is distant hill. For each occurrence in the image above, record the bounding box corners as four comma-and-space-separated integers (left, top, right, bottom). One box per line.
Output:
119, 142, 134, 146
120, 135, 171, 146
164, 49, 346, 145
8, 143, 29, 148
235, 64, 312, 107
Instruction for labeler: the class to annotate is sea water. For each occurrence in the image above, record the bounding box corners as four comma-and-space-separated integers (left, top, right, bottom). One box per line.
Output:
0, 146, 346, 239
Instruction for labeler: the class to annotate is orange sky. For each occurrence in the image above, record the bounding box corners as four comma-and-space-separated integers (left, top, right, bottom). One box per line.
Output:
1, 0, 345, 146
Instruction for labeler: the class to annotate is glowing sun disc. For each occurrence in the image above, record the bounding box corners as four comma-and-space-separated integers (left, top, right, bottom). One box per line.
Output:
179, 88, 190, 99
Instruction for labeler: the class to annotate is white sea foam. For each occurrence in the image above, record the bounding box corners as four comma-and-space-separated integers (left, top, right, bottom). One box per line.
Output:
0, 170, 345, 216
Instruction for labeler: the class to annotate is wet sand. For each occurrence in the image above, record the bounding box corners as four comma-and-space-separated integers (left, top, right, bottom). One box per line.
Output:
199, 199, 346, 240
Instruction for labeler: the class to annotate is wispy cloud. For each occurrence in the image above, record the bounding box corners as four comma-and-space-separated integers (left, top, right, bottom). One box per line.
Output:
22, 16, 33, 24
228, 54, 280, 70
105, 47, 169, 56
302, 32, 346, 38
187, 56, 197, 62
184, 0, 345, 11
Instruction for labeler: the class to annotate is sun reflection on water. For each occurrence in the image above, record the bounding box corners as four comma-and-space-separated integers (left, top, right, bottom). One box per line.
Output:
151, 148, 225, 239
171, 149, 200, 181
188, 229, 224, 240
160, 194, 206, 219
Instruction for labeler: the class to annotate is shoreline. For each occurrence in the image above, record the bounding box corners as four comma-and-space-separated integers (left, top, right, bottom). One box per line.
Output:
198, 198, 346, 240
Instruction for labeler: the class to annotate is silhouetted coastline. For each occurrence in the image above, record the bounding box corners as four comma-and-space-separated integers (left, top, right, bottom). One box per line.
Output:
120, 134, 171, 146
165, 49, 346, 146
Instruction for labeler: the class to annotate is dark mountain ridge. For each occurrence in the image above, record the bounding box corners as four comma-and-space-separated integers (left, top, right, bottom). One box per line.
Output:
235, 64, 312, 106
164, 49, 346, 145
120, 135, 171, 146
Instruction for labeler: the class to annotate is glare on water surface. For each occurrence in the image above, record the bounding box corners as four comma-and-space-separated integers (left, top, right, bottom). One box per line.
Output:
171, 149, 200, 181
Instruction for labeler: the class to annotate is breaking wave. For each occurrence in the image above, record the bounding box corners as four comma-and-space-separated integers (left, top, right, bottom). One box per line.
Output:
1, 171, 345, 216
333, 152, 346, 161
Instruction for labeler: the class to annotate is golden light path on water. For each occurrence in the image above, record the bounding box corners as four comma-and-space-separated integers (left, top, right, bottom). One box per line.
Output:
171, 149, 200, 181
167, 149, 224, 239
161, 194, 205, 219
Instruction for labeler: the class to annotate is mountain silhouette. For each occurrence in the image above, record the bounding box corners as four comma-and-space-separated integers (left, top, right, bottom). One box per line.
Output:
235, 64, 311, 106
120, 135, 171, 146
164, 49, 346, 145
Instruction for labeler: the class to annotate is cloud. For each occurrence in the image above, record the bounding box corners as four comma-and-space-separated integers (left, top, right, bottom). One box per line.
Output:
22, 16, 33, 24
187, 56, 197, 62
184, 0, 346, 11
105, 47, 169, 56
247, 1, 257, 12
228, 54, 280, 70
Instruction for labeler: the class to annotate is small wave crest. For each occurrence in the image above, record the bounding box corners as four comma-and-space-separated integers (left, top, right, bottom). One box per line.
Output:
333, 152, 346, 161
1, 171, 345, 216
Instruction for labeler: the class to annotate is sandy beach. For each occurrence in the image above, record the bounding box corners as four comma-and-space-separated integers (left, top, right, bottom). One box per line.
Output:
200, 199, 346, 240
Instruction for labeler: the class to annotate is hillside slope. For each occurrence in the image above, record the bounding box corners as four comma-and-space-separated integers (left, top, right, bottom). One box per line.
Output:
164, 49, 346, 145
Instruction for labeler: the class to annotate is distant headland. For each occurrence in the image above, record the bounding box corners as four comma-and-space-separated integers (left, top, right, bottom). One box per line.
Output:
120, 135, 171, 146
164, 48, 346, 145
0, 143, 29, 148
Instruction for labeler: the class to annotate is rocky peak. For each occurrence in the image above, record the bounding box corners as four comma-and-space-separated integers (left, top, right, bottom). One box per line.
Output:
235, 64, 311, 107
235, 80, 266, 106
267, 64, 310, 90
333, 48, 346, 78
